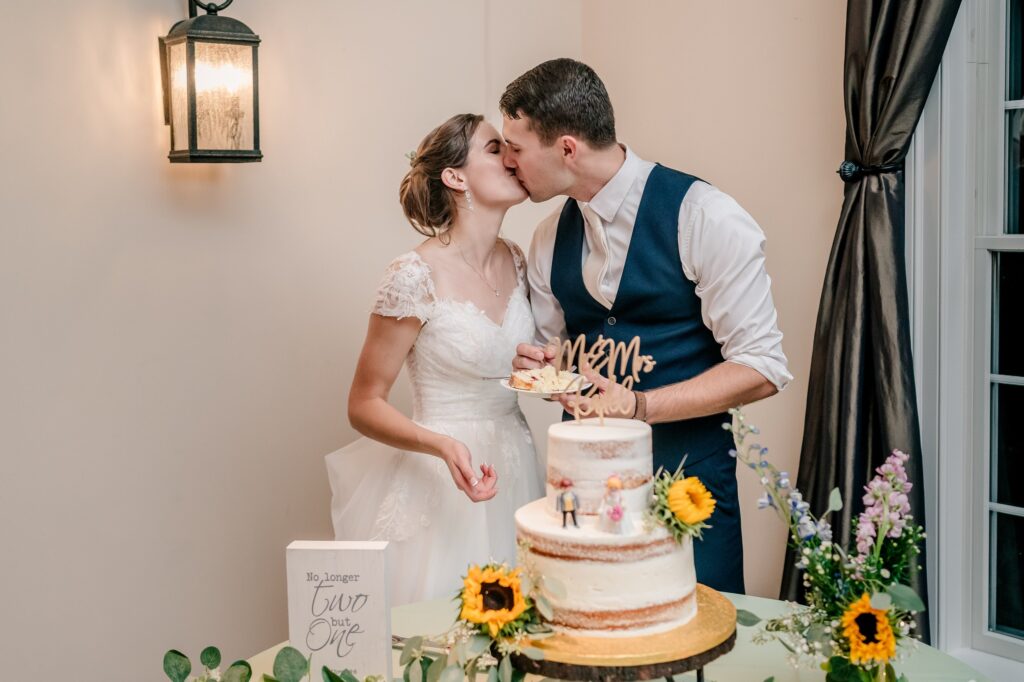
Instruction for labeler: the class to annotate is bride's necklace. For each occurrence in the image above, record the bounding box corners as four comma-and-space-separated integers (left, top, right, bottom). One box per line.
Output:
457, 241, 500, 298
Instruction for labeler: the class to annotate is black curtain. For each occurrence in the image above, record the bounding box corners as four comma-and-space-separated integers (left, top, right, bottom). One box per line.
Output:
781, 0, 963, 644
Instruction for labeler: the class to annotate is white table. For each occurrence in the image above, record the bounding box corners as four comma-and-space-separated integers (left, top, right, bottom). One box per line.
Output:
248, 593, 989, 681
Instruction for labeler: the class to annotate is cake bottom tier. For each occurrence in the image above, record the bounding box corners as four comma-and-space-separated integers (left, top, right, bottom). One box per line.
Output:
514, 498, 698, 637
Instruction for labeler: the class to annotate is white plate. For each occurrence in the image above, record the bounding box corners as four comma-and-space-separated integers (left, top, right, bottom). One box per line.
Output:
500, 373, 593, 399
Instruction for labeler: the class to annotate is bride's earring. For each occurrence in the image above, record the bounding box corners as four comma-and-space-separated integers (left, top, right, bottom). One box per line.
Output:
465, 189, 474, 211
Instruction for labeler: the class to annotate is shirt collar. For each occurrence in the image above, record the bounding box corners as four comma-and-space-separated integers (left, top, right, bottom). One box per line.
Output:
586, 145, 643, 224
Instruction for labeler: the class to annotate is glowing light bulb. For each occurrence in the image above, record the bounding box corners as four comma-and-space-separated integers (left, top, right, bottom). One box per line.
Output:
194, 61, 249, 94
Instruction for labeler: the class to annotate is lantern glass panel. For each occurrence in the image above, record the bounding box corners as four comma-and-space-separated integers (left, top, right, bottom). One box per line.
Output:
168, 42, 189, 151
194, 41, 254, 151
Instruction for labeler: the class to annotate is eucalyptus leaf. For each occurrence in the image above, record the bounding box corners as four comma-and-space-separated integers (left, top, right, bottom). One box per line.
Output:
823, 656, 873, 682
735, 609, 762, 627
522, 647, 544, 661
764, 678, 775, 682
884, 664, 898, 682
222, 661, 252, 682
539, 576, 567, 600
886, 583, 925, 612
272, 646, 309, 682
486, 666, 499, 682
806, 623, 830, 646
321, 668, 345, 682
870, 592, 893, 611
511, 670, 527, 682
467, 634, 492, 657
262, 676, 278, 682
409, 657, 424, 682
200, 646, 222, 670
404, 657, 431, 682
822, 656, 860, 682
401, 636, 424, 666
337, 670, 362, 682
439, 665, 464, 682
535, 595, 554, 620
498, 655, 512, 682
827, 487, 843, 513
523, 630, 555, 640
519, 574, 533, 596
454, 641, 468, 667
426, 654, 446, 682
163, 650, 192, 682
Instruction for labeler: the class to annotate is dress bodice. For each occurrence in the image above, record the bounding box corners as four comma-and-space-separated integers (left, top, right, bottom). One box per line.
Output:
371, 242, 536, 423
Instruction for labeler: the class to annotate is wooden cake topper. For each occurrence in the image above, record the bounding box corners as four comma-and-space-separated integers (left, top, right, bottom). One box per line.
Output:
553, 334, 656, 425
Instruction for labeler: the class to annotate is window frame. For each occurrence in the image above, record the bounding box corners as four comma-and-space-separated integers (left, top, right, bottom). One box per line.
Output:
972, 0, 1024, 659
909, 0, 1024, 665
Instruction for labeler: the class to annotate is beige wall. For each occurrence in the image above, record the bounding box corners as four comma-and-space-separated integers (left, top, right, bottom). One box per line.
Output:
0, 0, 843, 678
581, 0, 847, 596
0, 1, 577, 678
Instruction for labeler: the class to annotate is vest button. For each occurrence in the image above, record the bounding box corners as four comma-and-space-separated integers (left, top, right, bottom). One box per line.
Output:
607, 316, 617, 326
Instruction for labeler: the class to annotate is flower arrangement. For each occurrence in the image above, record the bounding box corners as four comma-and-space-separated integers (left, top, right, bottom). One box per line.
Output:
162, 645, 383, 682
647, 462, 717, 542
726, 408, 926, 682
397, 559, 556, 682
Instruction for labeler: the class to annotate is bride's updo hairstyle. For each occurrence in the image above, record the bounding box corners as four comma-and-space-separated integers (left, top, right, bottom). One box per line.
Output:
399, 113, 484, 243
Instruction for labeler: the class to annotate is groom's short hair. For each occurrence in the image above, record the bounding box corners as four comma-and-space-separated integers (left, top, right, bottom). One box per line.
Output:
500, 58, 616, 148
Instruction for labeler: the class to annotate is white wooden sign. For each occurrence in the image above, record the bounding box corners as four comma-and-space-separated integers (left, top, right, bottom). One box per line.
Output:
285, 541, 392, 680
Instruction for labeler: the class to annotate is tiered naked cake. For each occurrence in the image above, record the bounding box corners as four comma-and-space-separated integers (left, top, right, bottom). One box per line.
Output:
514, 417, 698, 636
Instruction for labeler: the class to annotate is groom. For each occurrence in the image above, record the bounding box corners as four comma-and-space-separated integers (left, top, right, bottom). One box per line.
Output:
505, 59, 792, 594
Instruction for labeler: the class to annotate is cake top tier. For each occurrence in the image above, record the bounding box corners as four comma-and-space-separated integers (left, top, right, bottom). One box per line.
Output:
548, 417, 652, 443
546, 417, 653, 519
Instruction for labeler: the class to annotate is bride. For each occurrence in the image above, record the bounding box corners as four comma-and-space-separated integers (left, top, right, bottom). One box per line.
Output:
326, 114, 543, 605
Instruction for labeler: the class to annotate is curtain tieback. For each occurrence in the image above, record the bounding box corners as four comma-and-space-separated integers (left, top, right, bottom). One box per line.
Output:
837, 159, 904, 183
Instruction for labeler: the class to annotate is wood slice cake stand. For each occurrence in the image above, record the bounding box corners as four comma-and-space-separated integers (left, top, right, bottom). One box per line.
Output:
511, 585, 736, 682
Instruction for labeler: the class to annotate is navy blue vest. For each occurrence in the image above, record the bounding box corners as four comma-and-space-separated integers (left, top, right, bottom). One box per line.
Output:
550, 164, 734, 474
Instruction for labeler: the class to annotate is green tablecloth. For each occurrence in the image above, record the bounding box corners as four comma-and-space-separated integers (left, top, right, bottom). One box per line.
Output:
248, 593, 989, 681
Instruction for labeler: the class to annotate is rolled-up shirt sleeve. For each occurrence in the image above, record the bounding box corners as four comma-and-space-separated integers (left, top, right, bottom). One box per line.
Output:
527, 205, 569, 346
679, 186, 793, 391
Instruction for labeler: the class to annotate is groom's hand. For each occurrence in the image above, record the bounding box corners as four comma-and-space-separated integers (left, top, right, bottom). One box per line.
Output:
556, 361, 638, 418
513, 342, 557, 370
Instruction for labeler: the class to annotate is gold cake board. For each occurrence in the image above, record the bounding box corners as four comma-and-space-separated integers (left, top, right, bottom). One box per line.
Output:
512, 585, 736, 681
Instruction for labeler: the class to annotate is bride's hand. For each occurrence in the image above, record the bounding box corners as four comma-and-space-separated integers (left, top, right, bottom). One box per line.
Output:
439, 439, 499, 502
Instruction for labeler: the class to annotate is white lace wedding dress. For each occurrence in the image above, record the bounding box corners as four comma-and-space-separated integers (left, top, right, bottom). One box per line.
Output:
326, 240, 543, 606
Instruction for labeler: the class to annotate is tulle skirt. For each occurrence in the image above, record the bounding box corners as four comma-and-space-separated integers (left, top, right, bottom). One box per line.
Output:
325, 411, 542, 606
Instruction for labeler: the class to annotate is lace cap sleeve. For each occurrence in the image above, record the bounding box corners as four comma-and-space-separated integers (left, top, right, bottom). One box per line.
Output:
372, 252, 436, 323
502, 238, 528, 284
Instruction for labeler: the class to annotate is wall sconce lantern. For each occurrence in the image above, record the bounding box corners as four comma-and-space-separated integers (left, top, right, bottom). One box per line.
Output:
160, 1, 261, 162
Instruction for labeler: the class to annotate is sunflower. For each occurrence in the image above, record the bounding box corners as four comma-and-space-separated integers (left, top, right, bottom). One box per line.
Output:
841, 594, 896, 666
667, 476, 716, 525
459, 564, 529, 637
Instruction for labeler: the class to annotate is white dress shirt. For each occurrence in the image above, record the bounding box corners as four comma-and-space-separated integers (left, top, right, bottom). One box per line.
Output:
527, 146, 793, 391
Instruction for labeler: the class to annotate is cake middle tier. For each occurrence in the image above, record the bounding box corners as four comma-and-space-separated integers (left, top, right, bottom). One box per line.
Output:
545, 417, 653, 516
